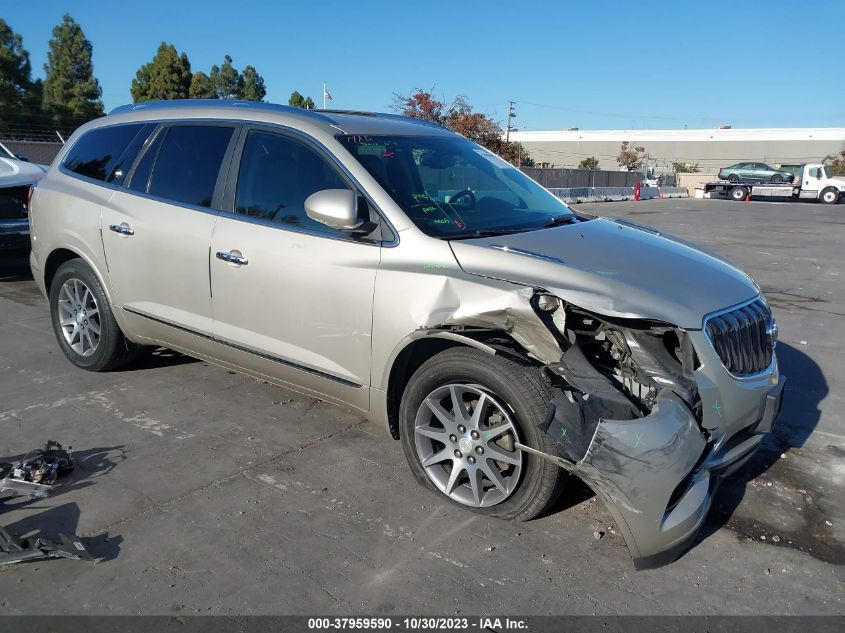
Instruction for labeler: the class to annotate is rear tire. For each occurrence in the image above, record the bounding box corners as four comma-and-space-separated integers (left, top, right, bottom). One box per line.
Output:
820, 187, 840, 205
730, 186, 748, 201
770, 174, 783, 183
727, 173, 740, 182
399, 347, 567, 521
49, 259, 136, 371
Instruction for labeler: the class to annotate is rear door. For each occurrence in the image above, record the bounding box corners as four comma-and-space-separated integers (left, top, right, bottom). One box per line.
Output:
208, 127, 381, 410
101, 123, 239, 340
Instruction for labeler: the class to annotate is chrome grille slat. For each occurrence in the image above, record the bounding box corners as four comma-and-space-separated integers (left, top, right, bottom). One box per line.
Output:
705, 299, 774, 376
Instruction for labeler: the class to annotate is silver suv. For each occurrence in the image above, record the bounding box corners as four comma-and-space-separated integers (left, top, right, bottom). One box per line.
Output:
29, 100, 784, 568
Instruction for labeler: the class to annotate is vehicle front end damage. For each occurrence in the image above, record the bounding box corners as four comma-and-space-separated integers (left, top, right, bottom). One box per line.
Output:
429, 285, 784, 568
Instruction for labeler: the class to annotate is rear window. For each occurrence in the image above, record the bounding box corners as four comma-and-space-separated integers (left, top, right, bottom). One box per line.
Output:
146, 125, 234, 208
63, 124, 148, 182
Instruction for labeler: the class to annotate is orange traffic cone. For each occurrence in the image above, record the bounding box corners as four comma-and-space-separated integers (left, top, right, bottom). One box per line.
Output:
744, 193, 750, 204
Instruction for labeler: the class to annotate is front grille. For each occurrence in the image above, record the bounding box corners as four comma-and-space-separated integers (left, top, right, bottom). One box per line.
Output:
705, 299, 774, 376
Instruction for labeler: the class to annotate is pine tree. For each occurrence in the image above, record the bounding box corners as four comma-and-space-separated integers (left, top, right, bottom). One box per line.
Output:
288, 90, 315, 109
239, 65, 266, 101
0, 18, 38, 134
210, 55, 242, 99
42, 14, 103, 131
189, 71, 216, 99
131, 42, 192, 102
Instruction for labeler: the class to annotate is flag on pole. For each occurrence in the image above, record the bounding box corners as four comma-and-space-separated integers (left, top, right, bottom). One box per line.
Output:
324, 85, 333, 102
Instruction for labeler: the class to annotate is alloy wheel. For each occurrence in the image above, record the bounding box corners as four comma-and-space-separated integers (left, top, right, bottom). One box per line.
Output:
413, 383, 523, 507
57, 278, 101, 357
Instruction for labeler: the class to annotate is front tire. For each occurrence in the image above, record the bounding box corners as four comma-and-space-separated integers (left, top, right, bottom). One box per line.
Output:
399, 347, 567, 520
49, 259, 136, 371
821, 187, 840, 205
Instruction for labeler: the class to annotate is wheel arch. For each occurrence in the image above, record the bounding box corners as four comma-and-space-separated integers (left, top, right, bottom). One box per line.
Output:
44, 246, 114, 306
383, 330, 532, 440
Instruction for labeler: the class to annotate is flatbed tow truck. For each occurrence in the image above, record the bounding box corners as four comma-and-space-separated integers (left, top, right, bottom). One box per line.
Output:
704, 163, 844, 204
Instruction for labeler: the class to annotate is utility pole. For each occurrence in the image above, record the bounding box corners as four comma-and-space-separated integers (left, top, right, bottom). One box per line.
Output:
506, 100, 516, 143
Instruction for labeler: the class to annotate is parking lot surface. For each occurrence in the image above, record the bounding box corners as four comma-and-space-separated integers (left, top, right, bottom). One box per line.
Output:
0, 198, 843, 615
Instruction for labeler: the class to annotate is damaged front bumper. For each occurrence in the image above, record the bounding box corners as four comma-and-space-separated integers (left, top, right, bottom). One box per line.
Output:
531, 329, 784, 569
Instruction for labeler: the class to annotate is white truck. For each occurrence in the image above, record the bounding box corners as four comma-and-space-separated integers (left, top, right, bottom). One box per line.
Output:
704, 163, 845, 204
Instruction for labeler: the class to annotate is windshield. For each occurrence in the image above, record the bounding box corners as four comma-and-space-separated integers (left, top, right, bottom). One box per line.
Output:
0, 143, 15, 160
338, 134, 575, 238
821, 166, 831, 179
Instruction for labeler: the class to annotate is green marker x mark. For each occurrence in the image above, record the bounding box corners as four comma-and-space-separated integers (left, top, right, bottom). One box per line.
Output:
633, 432, 643, 448
560, 427, 568, 439
712, 401, 723, 417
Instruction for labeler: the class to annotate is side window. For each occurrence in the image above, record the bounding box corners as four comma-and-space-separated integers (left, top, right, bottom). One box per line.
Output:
234, 130, 349, 233
108, 123, 155, 186
63, 124, 148, 182
147, 125, 234, 208
128, 127, 165, 193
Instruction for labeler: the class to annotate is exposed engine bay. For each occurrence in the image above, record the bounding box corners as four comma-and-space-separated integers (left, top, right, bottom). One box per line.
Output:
538, 302, 703, 463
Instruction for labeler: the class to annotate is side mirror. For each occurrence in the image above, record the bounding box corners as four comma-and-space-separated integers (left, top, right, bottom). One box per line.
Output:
16, 154, 29, 162
304, 189, 363, 231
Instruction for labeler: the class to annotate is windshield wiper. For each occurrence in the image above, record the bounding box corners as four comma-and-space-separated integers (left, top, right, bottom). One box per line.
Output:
540, 215, 579, 227
446, 226, 537, 240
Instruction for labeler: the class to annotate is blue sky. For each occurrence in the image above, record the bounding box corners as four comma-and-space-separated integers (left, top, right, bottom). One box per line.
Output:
4, 1, 844, 130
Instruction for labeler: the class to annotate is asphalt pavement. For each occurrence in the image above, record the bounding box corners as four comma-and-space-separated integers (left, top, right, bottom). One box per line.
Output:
0, 197, 842, 615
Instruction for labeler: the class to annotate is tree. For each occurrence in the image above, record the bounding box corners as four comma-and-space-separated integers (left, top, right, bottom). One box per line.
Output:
579, 156, 600, 170
616, 141, 645, 171
393, 88, 533, 166
288, 91, 315, 109
239, 65, 266, 101
0, 18, 41, 135
189, 71, 216, 99
210, 55, 242, 100
823, 150, 845, 177
393, 88, 445, 124
673, 161, 700, 173
131, 42, 192, 102
42, 14, 103, 132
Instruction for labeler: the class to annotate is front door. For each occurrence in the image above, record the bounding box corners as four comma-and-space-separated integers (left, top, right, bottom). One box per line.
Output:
209, 128, 381, 410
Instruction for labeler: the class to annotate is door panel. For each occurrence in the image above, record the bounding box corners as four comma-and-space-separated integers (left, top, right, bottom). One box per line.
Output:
100, 124, 238, 340
101, 191, 218, 337
209, 217, 379, 409
208, 128, 381, 410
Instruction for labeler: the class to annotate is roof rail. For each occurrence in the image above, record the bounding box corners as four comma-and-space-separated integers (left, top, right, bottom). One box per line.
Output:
108, 99, 337, 124
107, 100, 449, 132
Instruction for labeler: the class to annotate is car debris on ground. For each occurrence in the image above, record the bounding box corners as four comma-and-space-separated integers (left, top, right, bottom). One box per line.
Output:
0, 440, 95, 566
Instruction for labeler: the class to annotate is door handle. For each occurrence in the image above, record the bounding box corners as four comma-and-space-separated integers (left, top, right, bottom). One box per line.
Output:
108, 223, 134, 236
216, 251, 248, 266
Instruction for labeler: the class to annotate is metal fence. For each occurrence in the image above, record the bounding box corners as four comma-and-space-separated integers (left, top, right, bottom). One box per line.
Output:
1, 140, 63, 166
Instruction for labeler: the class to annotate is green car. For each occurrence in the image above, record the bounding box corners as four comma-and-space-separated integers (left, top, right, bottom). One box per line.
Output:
718, 162, 795, 183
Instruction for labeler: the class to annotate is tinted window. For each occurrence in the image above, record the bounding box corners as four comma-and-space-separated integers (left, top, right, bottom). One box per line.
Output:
107, 123, 155, 186
235, 130, 349, 232
128, 128, 165, 194
147, 125, 234, 207
63, 124, 147, 182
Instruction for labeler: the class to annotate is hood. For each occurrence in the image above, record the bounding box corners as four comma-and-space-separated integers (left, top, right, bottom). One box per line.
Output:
0, 158, 46, 188
448, 217, 758, 329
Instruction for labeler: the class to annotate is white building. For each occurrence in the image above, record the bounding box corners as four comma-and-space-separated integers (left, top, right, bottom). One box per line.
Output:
508, 128, 845, 173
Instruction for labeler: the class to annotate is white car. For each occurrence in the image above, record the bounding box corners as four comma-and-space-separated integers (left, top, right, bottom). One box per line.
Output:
0, 142, 47, 252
